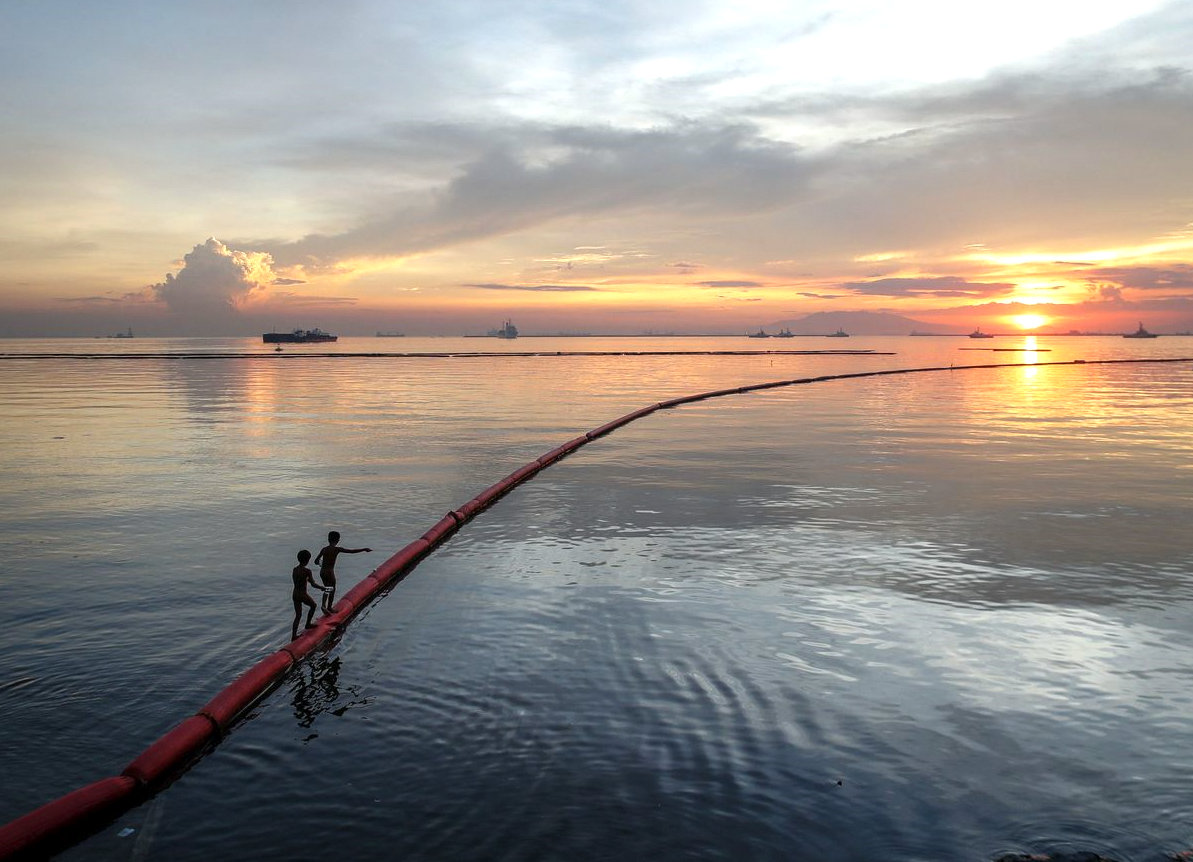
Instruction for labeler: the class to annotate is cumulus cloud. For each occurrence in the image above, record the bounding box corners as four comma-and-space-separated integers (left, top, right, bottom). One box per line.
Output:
1087, 283, 1126, 302
150, 238, 278, 319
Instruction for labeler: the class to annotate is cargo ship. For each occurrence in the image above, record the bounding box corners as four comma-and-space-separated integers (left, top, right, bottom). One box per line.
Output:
262, 328, 338, 344
488, 319, 519, 339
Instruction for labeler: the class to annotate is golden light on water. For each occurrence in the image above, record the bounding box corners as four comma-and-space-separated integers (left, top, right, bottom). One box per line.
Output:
1022, 335, 1039, 378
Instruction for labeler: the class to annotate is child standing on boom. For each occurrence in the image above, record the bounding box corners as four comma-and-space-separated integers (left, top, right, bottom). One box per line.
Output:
291, 549, 327, 640
314, 530, 372, 614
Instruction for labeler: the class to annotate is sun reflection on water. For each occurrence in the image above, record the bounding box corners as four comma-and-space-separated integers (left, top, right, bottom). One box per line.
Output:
1021, 335, 1039, 381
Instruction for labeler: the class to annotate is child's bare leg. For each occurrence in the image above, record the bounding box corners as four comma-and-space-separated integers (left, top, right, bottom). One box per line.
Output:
291, 599, 303, 640
323, 586, 336, 614
304, 595, 317, 628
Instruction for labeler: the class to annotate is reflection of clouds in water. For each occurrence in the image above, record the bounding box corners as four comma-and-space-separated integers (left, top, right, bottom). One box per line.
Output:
745, 483, 910, 511
162, 357, 253, 421
774, 650, 858, 683
501, 453, 1192, 609
860, 590, 1193, 724
458, 457, 1193, 741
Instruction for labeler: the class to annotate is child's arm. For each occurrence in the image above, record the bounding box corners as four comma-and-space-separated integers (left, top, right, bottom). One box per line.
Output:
313, 547, 326, 566
346, 547, 372, 554
306, 572, 327, 591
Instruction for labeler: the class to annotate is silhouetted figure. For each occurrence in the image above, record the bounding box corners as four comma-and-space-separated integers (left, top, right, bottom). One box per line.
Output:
291, 549, 327, 640
314, 531, 372, 613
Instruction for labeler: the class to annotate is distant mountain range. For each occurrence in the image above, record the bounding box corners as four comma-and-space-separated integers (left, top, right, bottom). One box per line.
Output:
767, 310, 966, 335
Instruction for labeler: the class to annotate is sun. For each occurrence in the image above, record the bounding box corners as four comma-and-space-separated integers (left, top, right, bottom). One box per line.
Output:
1011, 313, 1049, 330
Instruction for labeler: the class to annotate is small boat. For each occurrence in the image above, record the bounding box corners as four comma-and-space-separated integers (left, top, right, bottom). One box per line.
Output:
747, 329, 770, 338
107, 327, 134, 339
825, 328, 849, 337
969, 328, 994, 338
774, 328, 794, 338
488, 319, 519, 339
1123, 322, 1158, 338
262, 328, 338, 344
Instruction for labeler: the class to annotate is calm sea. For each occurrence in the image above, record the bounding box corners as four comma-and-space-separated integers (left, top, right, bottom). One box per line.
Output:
1, 335, 1191, 861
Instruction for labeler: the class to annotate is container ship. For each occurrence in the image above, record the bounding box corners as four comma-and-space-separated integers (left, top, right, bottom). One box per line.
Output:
262, 328, 338, 343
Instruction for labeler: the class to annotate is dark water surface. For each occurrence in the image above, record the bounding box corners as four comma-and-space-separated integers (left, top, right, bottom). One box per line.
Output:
1, 336, 1191, 861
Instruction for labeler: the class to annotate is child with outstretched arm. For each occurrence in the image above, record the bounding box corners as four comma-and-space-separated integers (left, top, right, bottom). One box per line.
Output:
314, 530, 372, 614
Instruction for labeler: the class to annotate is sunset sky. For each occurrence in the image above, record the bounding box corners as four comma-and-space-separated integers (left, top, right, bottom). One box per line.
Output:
2, 0, 1192, 336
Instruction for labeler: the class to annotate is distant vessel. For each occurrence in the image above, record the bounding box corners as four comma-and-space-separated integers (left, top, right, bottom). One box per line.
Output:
1123, 322, 1158, 339
774, 328, 794, 338
969, 328, 994, 338
375, 331, 405, 337
262, 328, 338, 344
488, 319, 519, 339
825, 328, 849, 337
107, 327, 134, 339
748, 329, 770, 338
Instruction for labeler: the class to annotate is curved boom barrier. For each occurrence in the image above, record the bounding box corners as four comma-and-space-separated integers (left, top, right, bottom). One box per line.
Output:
1, 356, 1189, 859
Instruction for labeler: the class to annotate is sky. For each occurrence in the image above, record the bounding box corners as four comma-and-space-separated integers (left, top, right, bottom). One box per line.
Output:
2, 0, 1192, 336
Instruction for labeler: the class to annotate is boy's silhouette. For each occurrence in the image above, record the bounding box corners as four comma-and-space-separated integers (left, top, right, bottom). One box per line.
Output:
314, 531, 372, 613
291, 549, 326, 640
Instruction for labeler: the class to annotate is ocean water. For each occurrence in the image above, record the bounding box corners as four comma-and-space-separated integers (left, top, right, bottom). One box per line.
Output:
1, 335, 1191, 861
